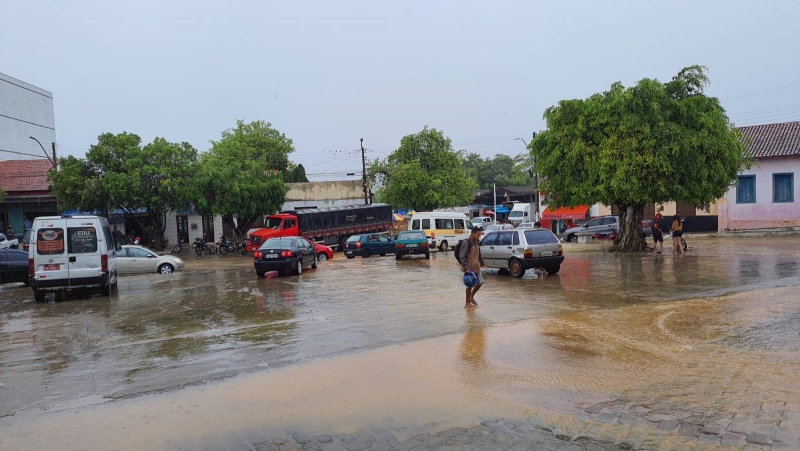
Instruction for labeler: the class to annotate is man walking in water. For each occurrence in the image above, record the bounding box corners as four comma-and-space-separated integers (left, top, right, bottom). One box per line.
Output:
459, 227, 485, 308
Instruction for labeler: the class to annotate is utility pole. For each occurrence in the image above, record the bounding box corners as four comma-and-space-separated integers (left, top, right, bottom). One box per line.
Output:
52, 142, 57, 172
28, 136, 56, 169
360, 138, 370, 205
531, 132, 539, 221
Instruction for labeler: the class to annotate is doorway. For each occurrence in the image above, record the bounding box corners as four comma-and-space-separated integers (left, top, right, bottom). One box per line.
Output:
176, 215, 189, 243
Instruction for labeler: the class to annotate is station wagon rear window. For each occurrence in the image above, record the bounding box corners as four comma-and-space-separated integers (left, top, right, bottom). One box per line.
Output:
36, 228, 65, 255
524, 230, 560, 245
261, 238, 296, 249
68, 227, 99, 253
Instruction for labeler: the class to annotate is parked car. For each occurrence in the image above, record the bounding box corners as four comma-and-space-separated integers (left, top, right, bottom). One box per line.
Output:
304, 238, 334, 261
118, 245, 184, 275
0, 248, 30, 285
480, 228, 565, 278
562, 216, 620, 242
641, 219, 653, 237
343, 233, 396, 259
516, 222, 536, 230
21, 229, 32, 251
395, 231, 430, 260
254, 236, 317, 277
470, 216, 494, 230
0, 233, 19, 250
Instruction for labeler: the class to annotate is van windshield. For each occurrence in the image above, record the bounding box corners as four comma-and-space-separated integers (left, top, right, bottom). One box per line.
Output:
509, 211, 524, 218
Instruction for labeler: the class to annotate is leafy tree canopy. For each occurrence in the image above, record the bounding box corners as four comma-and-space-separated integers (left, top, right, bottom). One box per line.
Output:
50, 132, 198, 245
369, 127, 478, 211
530, 65, 749, 251
284, 162, 309, 183
195, 120, 291, 241
461, 152, 534, 190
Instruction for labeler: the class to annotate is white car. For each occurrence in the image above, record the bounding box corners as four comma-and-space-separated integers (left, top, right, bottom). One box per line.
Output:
480, 223, 514, 238
119, 245, 184, 275
0, 233, 19, 250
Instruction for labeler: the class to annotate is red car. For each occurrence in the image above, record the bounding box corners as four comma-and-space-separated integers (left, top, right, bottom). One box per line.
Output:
305, 238, 333, 262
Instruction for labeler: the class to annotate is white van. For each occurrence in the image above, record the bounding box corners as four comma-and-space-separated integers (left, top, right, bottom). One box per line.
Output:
28, 215, 120, 302
408, 212, 469, 251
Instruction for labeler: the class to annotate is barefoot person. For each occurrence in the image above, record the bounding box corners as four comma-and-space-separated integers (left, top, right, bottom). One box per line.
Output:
652, 213, 664, 254
459, 227, 485, 308
670, 215, 684, 254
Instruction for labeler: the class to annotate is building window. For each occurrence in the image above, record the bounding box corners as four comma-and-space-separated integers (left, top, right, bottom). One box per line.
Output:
773, 173, 794, 203
736, 175, 756, 204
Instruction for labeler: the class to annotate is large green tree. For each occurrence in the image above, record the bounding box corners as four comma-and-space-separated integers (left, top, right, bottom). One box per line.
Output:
195, 120, 291, 242
530, 66, 749, 252
461, 152, 534, 190
50, 133, 197, 247
369, 127, 478, 211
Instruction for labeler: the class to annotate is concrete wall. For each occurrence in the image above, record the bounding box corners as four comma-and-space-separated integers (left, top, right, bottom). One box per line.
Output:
0, 73, 56, 161
285, 181, 366, 202
718, 156, 800, 231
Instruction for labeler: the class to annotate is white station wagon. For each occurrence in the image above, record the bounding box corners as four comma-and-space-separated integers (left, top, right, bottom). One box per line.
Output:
479, 228, 565, 278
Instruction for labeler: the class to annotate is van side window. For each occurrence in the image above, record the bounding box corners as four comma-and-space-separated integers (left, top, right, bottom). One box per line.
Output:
455, 219, 465, 231
103, 226, 114, 250
434, 219, 454, 229
422, 219, 430, 229
411, 219, 421, 230
68, 227, 99, 254
36, 228, 65, 255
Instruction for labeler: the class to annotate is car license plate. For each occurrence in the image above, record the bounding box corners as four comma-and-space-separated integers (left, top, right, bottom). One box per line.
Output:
540, 251, 553, 257
266, 254, 278, 259
43, 264, 60, 271
346, 251, 353, 255
407, 244, 418, 247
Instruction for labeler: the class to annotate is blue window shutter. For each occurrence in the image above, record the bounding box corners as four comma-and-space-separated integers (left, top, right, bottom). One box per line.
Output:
736, 175, 756, 204
773, 173, 794, 203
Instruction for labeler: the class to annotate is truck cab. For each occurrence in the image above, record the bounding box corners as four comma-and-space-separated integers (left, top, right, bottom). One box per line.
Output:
508, 203, 535, 226
247, 214, 301, 252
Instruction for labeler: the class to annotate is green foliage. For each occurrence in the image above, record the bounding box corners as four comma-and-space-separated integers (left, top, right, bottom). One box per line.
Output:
284, 162, 309, 183
369, 127, 478, 211
49, 132, 198, 244
0, 187, 5, 203
461, 152, 534, 189
195, 120, 292, 240
530, 65, 749, 251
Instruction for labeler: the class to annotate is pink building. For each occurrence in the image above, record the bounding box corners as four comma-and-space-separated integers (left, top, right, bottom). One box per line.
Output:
718, 121, 800, 231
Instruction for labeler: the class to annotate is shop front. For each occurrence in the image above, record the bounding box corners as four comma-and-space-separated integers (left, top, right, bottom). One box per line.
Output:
541, 205, 590, 235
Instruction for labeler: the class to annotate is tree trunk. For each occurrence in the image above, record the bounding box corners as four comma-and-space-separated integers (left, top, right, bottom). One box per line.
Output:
611, 204, 647, 252
223, 214, 260, 245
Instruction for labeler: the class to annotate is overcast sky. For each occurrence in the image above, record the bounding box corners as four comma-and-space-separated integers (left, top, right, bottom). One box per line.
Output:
2, 0, 799, 180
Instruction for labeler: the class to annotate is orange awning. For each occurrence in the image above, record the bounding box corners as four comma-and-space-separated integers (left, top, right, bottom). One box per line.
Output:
541, 205, 590, 220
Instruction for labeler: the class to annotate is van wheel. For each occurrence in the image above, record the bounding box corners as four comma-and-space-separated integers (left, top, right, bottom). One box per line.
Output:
33, 289, 46, 303
101, 282, 111, 297
509, 259, 526, 278
425, 252, 430, 259
545, 265, 561, 275
567, 235, 578, 243
439, 241, 448, 252
395, 253, 401, 260
158, 264, 174, 274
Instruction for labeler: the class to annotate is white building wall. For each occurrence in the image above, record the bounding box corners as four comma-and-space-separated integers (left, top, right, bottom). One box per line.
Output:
165, 212, 225, 245
0, 73, 56, 161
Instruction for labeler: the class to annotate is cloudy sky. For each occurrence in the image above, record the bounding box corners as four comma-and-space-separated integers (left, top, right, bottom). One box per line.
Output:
2, 0, 799, 180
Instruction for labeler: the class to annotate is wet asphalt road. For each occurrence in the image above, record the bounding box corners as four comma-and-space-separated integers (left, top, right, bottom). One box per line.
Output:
1, 236, 800, 419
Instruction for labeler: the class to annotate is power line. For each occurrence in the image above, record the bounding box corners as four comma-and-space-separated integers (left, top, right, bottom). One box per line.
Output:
722, 80, 800, 101
0, 148, 50, 158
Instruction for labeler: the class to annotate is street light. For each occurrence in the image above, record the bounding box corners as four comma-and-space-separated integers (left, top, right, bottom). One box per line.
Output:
29, 136, 56, 169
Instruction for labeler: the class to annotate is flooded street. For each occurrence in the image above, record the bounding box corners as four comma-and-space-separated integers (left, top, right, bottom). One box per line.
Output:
1, 236, 799, 450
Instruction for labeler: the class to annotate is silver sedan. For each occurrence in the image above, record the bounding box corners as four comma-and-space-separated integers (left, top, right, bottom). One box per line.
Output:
118, 245, 185, 275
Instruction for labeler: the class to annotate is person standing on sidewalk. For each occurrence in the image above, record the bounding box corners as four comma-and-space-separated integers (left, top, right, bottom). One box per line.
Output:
459, 227, 485, 308
670, 215, 684, 254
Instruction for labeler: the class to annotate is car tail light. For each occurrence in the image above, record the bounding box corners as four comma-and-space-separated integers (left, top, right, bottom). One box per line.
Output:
642, 221, 647, 226
558, 245, 563, 256
396, 243, 405, 248
254, 251, 263, 259
356, 241, 361, 248
101, 254, 108, 272
420, 242, 428, 247
28, 258, 35, 277
523, 249, 533, 259
281, 251, 293, 258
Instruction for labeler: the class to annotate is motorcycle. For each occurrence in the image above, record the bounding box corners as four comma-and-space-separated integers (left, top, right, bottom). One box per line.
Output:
240, 237, 249, 256
193, 237, 212, 256
216, 235, 236, 256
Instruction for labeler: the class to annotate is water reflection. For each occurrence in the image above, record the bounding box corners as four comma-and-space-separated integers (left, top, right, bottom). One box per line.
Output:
775, 261, 798, 278
459, 310, 487, 370
739, 259, 760, 279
